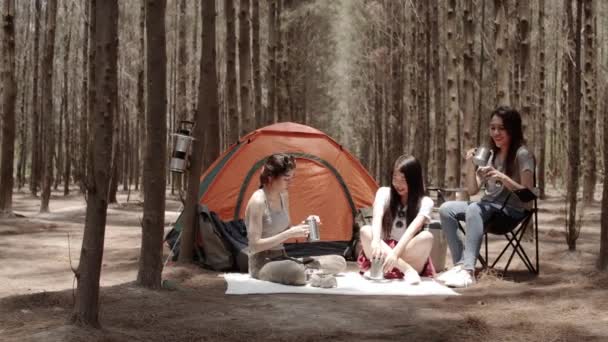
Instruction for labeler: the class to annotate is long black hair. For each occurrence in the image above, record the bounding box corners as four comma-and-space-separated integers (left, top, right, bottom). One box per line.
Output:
259, 153, 296, 188
488, 106, 526, 177
381, 155, 425, 239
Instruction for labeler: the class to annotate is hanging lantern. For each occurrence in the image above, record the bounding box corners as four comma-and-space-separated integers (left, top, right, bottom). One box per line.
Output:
170, 121, 195, 173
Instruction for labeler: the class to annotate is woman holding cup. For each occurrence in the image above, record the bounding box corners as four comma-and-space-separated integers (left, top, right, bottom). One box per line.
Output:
245, 153, 345, 285
437, 106, 535, 288
357, 155, 435, 285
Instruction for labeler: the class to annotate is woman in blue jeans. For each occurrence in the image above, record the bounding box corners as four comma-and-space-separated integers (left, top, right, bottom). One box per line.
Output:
438, 106, 535, 288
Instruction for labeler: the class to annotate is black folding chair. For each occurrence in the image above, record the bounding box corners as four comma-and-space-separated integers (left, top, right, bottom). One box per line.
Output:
427, 186, 539, 275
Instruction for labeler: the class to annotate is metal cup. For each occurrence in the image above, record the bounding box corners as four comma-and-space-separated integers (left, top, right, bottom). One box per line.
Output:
307, 217, 320, 242
369, 256, 384, 280
473, 147, 493, 167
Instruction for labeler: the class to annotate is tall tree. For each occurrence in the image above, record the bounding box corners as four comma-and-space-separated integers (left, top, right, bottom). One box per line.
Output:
565, 0, 583, 251
252, 0, 262, 128
137, 0, 167, 288
599, 95, 608, 270
71, 0, 118, 327
582, 0, 597, 204
62, 11, 72, 196
29, 0, 41, 196
225, 0, 239, 143
267, 0, 277, 125
432, 0, 445, 187
135, 0, 145, 192
78, 0, 90, 194
179, 0, 220, 263
0, 0, 16, 214
536, 0, 547, 199
494, 0, 510, 106
239, 0, 253, 135
517, 0, 531, 137
461, 0, 476, 189
40, 0, 58, 213
445, 0, 460, 188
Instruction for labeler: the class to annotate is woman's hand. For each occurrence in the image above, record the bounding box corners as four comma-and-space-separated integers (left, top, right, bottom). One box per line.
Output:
371, 239, 384, 259
287, 223, 310, 239
481, 166, 507, 183
383, 251, 399, 272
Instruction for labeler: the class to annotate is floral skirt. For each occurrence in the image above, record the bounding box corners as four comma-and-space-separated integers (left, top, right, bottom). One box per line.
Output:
357, 239, 436, 279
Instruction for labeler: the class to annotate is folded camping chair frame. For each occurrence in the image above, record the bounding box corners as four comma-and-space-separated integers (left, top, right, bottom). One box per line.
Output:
427, 185, 539, 275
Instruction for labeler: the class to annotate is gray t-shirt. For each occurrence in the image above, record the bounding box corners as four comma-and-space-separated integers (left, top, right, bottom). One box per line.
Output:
481, 146, 535, 209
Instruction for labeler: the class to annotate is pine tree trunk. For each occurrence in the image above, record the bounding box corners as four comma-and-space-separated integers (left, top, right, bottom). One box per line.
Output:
78, 0, 89, 194
71, 0, 117, 327
29, 0, 41, 196
446, 0, 460, 189
252, 0, 262, 128
0, 0, 16, 213
267, 0, 276, 125
462, 0, 476, 189
135, 0, 145, 193
87, 0, 97, 193
389, 1, 403, 174
15, 0, 31, 191
517, 0, 531, 137
225, 0, 239, 143
239, 0, 253, 135
190, 0, 200, 119
494, 0, 510, 106
537, 0, 547, 199
566, 0, 582, 251
62, 26, 72, 196
180, 0, 220, 264
582, 0, 597, 204
136, 0, 167, 289
177, 0, 187, 118
432, 0, 446, 188
599, 95, 608, 270
40, 0, 58, 213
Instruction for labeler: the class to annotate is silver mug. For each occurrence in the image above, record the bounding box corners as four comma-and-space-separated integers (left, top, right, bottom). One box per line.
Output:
369, 256, 384, 280
472, 147, 494, 167
307, 217, 320, 242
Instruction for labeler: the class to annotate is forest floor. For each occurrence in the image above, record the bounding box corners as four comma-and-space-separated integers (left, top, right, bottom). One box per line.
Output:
0, 186, 607, 342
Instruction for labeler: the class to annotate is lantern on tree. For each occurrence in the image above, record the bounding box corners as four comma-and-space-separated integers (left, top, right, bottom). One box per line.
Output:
169, 121, 195, 173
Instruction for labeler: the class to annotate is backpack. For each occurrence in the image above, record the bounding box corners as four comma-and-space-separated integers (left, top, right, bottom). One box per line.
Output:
197, 205, 234, 271
344, 207, 373, 260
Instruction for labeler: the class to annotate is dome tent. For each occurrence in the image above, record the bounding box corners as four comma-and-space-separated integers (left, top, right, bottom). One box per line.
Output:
173, 122, 378, 260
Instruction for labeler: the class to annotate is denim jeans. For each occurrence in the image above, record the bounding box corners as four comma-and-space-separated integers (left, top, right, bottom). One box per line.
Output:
438, 200, 526, 271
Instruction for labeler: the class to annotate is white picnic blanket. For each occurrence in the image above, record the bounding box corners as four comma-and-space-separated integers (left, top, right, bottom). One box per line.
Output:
224, 272, 459, 296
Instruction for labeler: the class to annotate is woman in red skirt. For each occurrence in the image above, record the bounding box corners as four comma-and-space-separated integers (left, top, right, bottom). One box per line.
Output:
358, 155, 435, 285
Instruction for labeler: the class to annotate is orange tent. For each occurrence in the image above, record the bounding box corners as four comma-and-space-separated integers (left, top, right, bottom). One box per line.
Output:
193, 122, 378, 244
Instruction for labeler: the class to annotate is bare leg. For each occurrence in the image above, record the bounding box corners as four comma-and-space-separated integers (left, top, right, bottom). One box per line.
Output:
359, 225, 416, 273
400, 231, 434, 273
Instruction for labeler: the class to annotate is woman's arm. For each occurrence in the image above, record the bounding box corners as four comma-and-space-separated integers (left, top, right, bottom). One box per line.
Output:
485, 147, 535, 191
370, 187, 390, 256
245, 193, 306, 254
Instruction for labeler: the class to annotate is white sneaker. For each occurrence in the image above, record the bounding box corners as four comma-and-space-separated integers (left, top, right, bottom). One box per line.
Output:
436, 265, 463, 283
403, 268, 421, 285
444, 269, 475, 288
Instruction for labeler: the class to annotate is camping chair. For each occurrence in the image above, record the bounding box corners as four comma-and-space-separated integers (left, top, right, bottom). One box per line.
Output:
427, 185, 539, 275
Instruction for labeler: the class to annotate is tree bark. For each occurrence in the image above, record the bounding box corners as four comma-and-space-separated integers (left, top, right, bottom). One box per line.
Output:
566, 0, 582, 251
537, 0, 547, 199
267, 0, 277, 125
517, 0, 531, 139
225, 0, 239, 143
71, 0, 118, 327
135, 0, 145, 192
432, 0, 445, 187
0, 0, 16, 213
446, 0, 460, 189
62, 24, 72, 196
252, 0, 262, 128
599, 95, 608, 270
136, 0, 167, 289
494, 0, 510, 106
40, 0, 58, 213
179, 0, 220, 264
239, 0, 253, 135
461, 0, 476, 189
582, 0, 597, 204
29, 0, 41, 196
